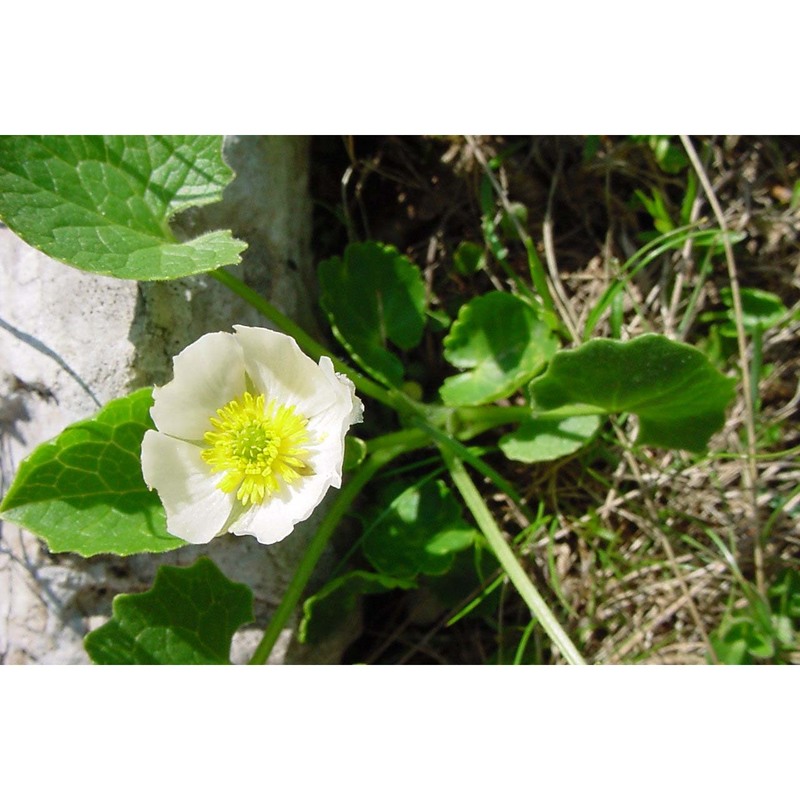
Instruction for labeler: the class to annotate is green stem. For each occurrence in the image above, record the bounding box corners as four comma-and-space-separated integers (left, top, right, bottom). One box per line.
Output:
248, 428, 429, 665
750, 325, 763, 414
466, 134, 559, 321
441, 449, 587, 665
453, 403, 603, 440
211, 268, 397, 410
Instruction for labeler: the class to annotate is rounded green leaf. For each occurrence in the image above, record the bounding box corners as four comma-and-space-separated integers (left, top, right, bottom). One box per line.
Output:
362, 479, 477, 580
299, 570, 415, 646
453, 241, 486, 276
0, 388, 185, 556
529, 334, 736, 451
440, 292, 557, 406
318, 241, 426, 387
719, 287, 788, 335
499, 415, 602, 463
84, 558, 254, 664
0, 135, 247, 280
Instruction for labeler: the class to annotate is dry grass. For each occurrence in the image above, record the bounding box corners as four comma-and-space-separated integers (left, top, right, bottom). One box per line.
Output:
311, 135, 800, 664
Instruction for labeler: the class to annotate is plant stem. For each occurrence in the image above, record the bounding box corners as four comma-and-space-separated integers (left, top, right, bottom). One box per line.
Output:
453, 403, 603, 440
441, 449, 587, 665
680, 135, 763, 596
248, 428, 429, 665
465, 135, 561, 325
211, 268, 398, 410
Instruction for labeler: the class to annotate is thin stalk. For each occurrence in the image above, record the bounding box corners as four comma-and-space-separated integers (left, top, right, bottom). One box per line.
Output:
750, 325, 763, 414
584, 221, 711, 339
442, 449, 586, 665
453, 403, 604, 440
249, 428, 429, 665
611, 420, 718, 662
211, 268, 397, 410
414, 417, 533, 518
464, 136, 563, 327
680, 135, 763, 596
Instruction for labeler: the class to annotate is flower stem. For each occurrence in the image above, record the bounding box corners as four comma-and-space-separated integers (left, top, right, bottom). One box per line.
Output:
440, 447, 586, 665
248, 428, 429, 665
211, 268, 398, 410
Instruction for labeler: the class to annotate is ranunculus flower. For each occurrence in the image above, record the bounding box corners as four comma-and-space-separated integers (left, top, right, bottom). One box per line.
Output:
141, 326, 363, 545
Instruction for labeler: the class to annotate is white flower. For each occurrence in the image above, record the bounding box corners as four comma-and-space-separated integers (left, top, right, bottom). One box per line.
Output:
141, 325, 363, 546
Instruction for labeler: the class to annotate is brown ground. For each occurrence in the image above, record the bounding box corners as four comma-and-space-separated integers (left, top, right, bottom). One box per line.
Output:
308, 135, 799, 664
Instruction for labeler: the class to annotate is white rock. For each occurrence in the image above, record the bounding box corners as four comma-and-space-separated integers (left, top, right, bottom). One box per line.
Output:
0, 136, 356, 664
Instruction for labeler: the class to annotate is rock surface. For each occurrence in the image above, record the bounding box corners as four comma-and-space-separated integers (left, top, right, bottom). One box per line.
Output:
0, 135, 350, 664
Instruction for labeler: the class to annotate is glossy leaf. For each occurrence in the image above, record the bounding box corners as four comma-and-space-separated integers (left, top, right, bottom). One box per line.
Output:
0, 388, 184, 556
499, 415, 602, 463
440, 292, 557, 406
0, 135, 246, 280
318, 241, 426, 387
84, 558, 254, 664
362, 479, 477, 580
299, 570, 415, 646
529, 334, 736, 451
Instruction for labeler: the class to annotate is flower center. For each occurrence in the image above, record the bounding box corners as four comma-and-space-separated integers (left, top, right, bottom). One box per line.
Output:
201, 392, 312, 506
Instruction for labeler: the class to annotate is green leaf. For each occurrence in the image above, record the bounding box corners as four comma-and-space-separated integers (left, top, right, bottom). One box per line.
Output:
440, 292, 557, 407
362, 479, 477, 580
499, 415, 602, 463
710, 619, 755, 664
318, 241, 427, 387
427, 546, 501, 620
0, 135, 246, 280
84, 558, 254, 664
529, 334, 736, 451
719, 287, 788, 335
299, 570, 415, 646
453, 241, 486, 276
711, 616, 776, 665
343, 436, 368, 472
769, 569, 800, 620
0, 388, 184, 556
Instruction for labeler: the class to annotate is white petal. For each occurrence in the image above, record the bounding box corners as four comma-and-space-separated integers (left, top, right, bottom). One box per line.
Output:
335, 370, 365, 427
229, 471, 338, 545
141, 430, 235, 544
316, 357, 364, 435
233, 325, 340, 419
150, 332, 246, 441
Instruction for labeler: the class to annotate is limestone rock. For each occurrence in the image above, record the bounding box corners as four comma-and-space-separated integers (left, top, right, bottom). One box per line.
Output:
0, 135, 353, 664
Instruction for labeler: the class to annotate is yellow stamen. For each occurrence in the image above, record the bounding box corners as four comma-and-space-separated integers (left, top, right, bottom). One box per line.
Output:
201, 392, 312, 505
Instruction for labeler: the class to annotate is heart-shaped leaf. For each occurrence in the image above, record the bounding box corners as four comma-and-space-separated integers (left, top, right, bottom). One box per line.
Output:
362, 479, 477, 580
0, 135, 246, 280
0, 388, 185, 556
84, 558, 254, 664
529, 334, 736, 451
318, 241, 426, 387
440, 292, 557, 406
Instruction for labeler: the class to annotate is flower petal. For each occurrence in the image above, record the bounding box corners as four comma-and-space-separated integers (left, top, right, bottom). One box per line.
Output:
229, 470, 338, 545
233, 325, 340, 419
150, 331, 246, 441
141, 430, 235, 544
317, 356, 364, 435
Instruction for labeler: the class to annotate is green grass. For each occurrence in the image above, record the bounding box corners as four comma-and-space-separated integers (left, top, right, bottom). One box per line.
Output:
308, 134, 800, 664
